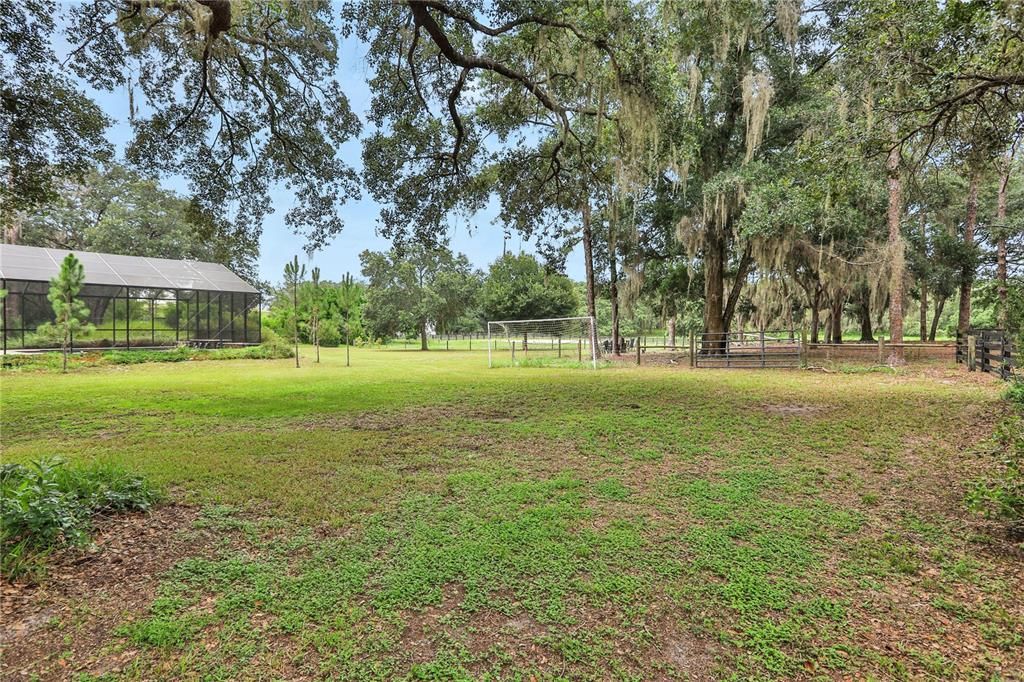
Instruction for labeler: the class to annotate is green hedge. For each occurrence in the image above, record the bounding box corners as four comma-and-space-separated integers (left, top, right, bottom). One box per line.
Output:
1, 340, 293, 372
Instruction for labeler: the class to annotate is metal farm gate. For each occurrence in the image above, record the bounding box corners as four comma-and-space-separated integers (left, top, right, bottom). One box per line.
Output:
694, 331, 801, 369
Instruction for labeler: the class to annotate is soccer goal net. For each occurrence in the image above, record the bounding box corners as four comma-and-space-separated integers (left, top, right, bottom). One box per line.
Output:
486, 316, 599, 368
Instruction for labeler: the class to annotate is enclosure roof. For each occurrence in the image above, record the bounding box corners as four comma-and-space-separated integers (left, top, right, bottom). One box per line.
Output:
0, 244, 258, 293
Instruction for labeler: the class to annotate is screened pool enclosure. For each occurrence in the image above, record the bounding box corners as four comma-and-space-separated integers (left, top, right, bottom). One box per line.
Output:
1, 244, 261, 352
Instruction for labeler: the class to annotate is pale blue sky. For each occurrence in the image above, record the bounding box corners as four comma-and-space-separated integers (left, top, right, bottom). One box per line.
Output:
55, 21, 584, 285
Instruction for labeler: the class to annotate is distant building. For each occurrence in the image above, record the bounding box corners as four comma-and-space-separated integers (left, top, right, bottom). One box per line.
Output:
0, 244, 261, 352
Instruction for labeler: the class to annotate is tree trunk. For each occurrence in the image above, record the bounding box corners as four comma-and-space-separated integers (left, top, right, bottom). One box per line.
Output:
610, 237, 620, 355
667, 315, 676, 348
581, 201, 596, 320
313, 315, 320, 363
886, 146, 905, 364
810, 289, 821, 344
930, 296, 945, 341
3, 209, 22, 245
957, 169, 980, 335
292, 286, 300, 368
420, 320, 428, 351
197, 0, 232, 36
829, 294, 844, 344
996, 153, 1012, 329
858, 297, 874, 343
703, 225, 727, 351
784, 290, 795, 337
723, 247, 753, 335
919, 285, 928, 342
919, 212, 927, 342
86, 298, 110, 326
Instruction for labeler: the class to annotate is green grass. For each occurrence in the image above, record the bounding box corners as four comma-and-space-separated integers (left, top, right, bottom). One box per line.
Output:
2, 347, 1020, 680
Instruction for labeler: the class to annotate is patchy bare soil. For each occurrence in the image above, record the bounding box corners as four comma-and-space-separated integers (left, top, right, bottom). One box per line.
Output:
1, 506, 206, 680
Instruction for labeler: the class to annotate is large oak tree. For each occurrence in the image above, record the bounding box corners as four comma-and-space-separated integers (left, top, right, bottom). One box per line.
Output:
62, 0, 361, 251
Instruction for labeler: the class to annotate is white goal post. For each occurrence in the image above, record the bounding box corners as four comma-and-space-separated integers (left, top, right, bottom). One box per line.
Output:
486, 316, 599, 368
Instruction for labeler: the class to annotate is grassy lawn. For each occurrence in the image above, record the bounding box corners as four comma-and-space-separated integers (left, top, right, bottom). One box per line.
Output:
1, 348, 1021, 680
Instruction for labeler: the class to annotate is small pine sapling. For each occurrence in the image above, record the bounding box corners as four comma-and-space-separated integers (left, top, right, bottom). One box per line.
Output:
283, 256, 306, 368
48, 253, 91, 372
310, 267, 321, 363
340, 272, 359, 367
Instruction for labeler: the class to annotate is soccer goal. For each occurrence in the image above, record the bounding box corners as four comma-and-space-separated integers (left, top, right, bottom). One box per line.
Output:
486, 316, 599, 368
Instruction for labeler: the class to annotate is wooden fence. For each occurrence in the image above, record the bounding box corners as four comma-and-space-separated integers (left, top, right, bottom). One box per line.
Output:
956, 329, 1015, 380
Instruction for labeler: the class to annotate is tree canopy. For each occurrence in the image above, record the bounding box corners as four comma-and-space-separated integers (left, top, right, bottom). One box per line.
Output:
60, 0, 361, 251
3, 0, 1023, 347
19, 163, 258, 280
360, 244, 481, 349
1, 1, 110, 239
480, 253, 577, 323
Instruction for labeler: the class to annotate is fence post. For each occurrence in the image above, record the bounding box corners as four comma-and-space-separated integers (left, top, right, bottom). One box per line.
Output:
636, 337, 641, 366
578, 338, 582, 362
799, 327, 807, 367
967, 335, 976, 371
759, 330, 765, 368
878, 336, 884, 365
1002, 332, 1012, 380
511, 340, 516, 361
689, 331, 696, 368
558, 337, 562, 358
981, 334, 989, 374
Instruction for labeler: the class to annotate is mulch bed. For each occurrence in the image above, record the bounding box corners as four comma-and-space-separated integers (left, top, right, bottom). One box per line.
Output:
1, 505, 206, 681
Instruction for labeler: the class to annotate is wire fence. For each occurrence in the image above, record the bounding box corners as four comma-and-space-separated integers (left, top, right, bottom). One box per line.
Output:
390, 330, 965, 371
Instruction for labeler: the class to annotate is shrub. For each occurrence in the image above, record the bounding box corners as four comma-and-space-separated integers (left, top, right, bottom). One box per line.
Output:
967, 416, 1024, 538
1, 458, 160, 580
1005, 380, 1024, 409
1, 354, 65, 371
221, 344, 293, 360
3, 338, 293, 372
25, 322, 65, 347
258, 327, 292, 355
318, 322, 342, 347
103, 347, 194, 364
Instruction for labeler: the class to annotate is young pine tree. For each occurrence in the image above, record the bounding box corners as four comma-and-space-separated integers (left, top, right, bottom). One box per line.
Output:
310, 266, 322, 363
283, 256, 306, 368
339, 272, 359, 367
48, 253, 90, 372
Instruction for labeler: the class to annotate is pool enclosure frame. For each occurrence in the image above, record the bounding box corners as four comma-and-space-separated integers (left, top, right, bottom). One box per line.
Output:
1, 244, 261, 353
